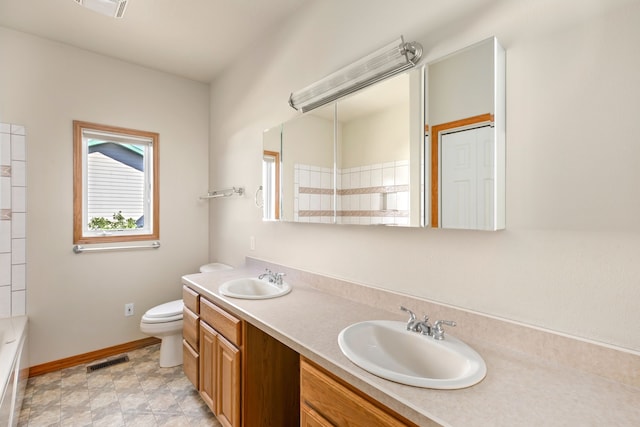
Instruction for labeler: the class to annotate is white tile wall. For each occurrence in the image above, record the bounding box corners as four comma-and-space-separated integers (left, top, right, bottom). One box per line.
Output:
294, 164, 334, 223
0, 123, 27, 317
0, 177, 10, 208
294, 160, 410, 225
0, 254, 10, 286
0, 286, 10, 318
337, 160, 410, 225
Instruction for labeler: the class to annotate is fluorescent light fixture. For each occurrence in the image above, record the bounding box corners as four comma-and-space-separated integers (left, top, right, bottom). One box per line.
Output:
289, 36, 422, 113
74, 0, 129, 19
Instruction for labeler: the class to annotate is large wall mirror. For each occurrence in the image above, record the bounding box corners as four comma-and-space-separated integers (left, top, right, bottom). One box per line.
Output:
428, 37, 505, 230
281, 103, 335, 223
263, 70, 423, 226
336, 71, 424, 226
263, 36, 505, 230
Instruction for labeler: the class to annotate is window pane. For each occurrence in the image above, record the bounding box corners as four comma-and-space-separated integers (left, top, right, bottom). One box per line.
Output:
263, 156, 275, 220
87, 140, 147, 230
262, 150, 280, 220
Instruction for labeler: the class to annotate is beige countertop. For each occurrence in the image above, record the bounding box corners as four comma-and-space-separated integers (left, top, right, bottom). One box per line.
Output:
182, 261, 640, 427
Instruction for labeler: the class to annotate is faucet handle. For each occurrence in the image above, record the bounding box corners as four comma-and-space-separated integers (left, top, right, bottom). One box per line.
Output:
432, 320, 456, 340
258, 268, 272, 281
274, 272, 286, 285
400, 306, 417, 330
400, 306, 416, 320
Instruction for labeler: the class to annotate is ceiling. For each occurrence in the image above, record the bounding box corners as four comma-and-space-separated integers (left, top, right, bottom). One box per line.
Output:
0, 0, 310, 83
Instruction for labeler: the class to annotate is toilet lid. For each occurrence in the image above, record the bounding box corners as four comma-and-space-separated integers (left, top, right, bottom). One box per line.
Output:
141, 313, 183, 324
145, 299, 183, 318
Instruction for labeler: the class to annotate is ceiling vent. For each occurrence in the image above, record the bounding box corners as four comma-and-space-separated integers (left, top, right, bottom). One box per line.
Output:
74, 0, 129, 19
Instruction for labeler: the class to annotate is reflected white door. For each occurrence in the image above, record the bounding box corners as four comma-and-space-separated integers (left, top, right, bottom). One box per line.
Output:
440, 126, 494, 229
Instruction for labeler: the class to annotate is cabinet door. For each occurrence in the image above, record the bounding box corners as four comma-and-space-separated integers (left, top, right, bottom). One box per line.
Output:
216, 334, 241, 427
183, 339, 199, 389
301, 402, 333, 427
199, 320, 218, 413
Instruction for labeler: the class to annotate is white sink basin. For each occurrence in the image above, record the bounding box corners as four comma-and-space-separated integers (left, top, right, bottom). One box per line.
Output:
338, 320, 486, 389
219, 277, 291, 300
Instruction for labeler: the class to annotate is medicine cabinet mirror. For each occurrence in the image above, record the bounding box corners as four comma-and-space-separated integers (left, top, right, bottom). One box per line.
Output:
428, 37, 505, 230
281, 103, 335, 223
263, 36, 505, 230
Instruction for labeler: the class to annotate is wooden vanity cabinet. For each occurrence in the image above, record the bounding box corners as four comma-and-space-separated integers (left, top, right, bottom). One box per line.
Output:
184, 285, 300, 427
301, 402, 333, 427
300, 357, 421, 427
200, 296, 242, 427
182, 286, 200, 389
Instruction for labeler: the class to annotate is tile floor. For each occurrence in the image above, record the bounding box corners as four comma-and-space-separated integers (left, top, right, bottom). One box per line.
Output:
18, 344, 220, 426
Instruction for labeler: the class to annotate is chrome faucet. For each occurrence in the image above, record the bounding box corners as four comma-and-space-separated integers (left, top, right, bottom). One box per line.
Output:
400, 306, 455, 340
414, 316, 433, 336
258, 268, 286, 286
400, 306, 420, 331
432, 320, 456, 340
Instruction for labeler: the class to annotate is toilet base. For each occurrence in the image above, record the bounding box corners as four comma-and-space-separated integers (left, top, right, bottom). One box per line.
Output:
158, 334, 183, 368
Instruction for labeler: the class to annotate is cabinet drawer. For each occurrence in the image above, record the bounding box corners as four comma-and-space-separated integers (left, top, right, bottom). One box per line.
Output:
183, 339, 199, 389
183, 307, 199, 349
200, 297, 242, 347
301, 358, 417, 427
183, 286, 200, 313
301, 402, 333, 427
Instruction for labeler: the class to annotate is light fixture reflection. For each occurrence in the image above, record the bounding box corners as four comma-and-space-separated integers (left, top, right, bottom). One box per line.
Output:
73, 0, 129, 19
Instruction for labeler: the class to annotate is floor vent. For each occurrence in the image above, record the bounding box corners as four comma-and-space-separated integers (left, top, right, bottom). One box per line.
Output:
86, 354, 129, 373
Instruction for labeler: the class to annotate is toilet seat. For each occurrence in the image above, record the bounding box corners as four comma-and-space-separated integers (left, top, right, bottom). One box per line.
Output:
141, 299, 183, 324
200, 262, 233, 273
141, 313, 183, 323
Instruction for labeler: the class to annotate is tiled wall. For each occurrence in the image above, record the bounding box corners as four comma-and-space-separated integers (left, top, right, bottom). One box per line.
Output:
337, 160, 410, 226
294, 160, 410, 225
294, 164, 334, 223
0, 123, 27, 317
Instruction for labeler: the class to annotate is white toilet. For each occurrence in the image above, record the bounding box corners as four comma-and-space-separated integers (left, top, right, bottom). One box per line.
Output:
140, 262, 233, 368
140, 299, 184, 367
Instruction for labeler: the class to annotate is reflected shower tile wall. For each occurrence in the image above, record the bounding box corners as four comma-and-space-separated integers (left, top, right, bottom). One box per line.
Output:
294, 161, 410, 225
0, 123, 27, 317
337, 160, 409, 225
294, 164, 334, 222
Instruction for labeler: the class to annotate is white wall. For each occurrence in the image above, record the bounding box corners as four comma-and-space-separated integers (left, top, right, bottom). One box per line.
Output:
281, 113, 334, 219
0, 27, 211, 366
341, 104, 409, 168
428, 38, 494, 126
209, 0, 640, 352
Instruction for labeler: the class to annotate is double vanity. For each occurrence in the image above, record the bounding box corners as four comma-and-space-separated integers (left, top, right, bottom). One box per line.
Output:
182, 258, 640, 426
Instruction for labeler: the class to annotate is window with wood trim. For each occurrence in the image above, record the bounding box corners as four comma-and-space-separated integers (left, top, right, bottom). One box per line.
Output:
263, 150, 280, 220
73, 121, 159, 244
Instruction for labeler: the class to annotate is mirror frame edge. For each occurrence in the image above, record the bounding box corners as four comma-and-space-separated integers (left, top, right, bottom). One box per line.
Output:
494, 37, 506, 231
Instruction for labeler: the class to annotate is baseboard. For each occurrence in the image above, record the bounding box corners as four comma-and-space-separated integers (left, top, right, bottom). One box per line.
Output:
28, 337, 161, 378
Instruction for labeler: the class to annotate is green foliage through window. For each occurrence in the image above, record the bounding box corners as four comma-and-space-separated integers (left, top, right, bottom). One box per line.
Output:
88, 211, 138, 230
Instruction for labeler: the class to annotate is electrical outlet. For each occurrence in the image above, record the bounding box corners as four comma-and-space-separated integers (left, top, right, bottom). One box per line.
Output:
250, 235, 255, 250
125, 303, 134, 317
